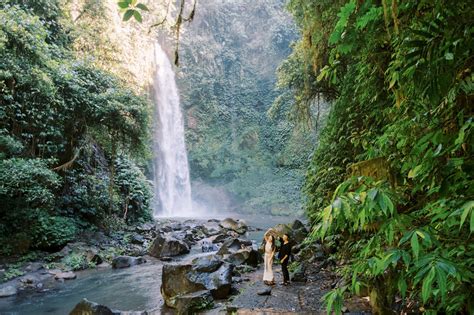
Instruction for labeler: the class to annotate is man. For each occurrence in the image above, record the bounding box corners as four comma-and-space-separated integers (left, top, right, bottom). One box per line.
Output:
278, 233, 291, 285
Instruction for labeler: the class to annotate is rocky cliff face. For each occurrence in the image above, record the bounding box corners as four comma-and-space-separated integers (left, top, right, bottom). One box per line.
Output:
176, 0, 309, 214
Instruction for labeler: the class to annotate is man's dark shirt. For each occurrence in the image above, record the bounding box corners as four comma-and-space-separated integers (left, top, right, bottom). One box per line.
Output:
278, 242, 292, 262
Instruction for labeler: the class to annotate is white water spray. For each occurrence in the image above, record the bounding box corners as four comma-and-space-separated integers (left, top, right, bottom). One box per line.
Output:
152, 43, 192, 217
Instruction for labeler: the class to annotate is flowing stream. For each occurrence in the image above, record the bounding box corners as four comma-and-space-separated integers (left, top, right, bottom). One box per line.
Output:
152, 43, 192, 217
0, 214, 296, 315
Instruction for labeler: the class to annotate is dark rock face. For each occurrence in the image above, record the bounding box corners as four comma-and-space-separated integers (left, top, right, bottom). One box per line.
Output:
111, 256, 146, 269
148, 234, 190, 258
161, 258, 233, 311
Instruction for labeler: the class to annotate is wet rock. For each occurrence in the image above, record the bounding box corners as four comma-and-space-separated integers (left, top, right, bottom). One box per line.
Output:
136, 222, 155, 233
219, 218, 248, 234
148, 234, 189, 258
131, 234, 145, 245
111, 256, 146, 269
85, 248, 103, 265
216, 238, 252, 255
257, 287, 272, 296
223, 248, 261, 267
96, 262, 111, 268
192, 255, 223, 273
201, 221, 222, 236
0, 285, 17, 297
159, 257, 173, 262
161, 261, 233, 310
24, 262, 43, 272
70, 298, 120, 315
54, 271, 77, 280
173, 290, 213, 314
211, 233, 230, 244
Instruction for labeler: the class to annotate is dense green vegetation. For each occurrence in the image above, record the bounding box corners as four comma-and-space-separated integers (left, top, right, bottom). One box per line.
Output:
177, 0, 316, 214
0, 0, 152, 254
281, 0, 473, 313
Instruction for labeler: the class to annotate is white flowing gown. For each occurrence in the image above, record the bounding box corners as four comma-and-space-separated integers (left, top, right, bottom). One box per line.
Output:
263, 241, 274, 282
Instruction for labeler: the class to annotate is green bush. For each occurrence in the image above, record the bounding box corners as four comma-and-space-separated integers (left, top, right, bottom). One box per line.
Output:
30, 214, 77, 250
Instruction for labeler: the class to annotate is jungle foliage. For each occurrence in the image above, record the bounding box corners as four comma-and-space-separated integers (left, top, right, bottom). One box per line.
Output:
281, 0, 474, 313
177, 0, 315, 214
0, 0, 152, 253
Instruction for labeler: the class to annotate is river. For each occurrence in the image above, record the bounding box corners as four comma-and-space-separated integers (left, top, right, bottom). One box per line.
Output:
0, 214, 300, 314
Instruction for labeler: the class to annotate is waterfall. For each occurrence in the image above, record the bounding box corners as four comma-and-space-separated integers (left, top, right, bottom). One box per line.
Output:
152, 43, 192, 217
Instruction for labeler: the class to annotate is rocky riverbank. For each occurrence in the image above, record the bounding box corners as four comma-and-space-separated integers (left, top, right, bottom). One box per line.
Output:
1, 217, 371, 314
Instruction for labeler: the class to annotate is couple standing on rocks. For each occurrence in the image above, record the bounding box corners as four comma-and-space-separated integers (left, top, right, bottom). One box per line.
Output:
262, 230, 292, 286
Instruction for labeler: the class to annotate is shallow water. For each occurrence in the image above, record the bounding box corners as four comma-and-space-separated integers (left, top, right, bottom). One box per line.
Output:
0, 214, 299, 315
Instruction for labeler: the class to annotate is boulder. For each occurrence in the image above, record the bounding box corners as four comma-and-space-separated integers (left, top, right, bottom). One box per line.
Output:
131, 234, 145, 245
201, 221, 222, 236
290, 219, 306, 231
54, 271, 77, 280
24, 262, 43, 272
136, 222, 155, 233
257, 287, 272, 296
148, 234, 190, 258
211, 233, 231, 244
223, 248, 261, 267
70, 298, 119, 315
173, 290, 213, 314
216, 238, 252, 255
111, 256, 146, 269
192, 255, 223, 273
0, 285, 17, 297
161, 260, 233, 310
219, 218, 248, 234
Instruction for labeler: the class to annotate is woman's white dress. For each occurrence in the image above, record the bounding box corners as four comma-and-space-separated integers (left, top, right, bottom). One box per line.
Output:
263, 241, 274, 282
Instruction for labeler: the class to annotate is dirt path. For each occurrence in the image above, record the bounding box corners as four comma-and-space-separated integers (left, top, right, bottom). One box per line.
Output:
205, 261, 371, 315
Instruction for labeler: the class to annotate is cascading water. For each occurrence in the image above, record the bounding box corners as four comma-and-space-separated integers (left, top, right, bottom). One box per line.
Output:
152, 43, 192, 217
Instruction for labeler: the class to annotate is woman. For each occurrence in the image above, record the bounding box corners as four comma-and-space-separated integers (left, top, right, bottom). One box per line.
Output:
262, 231, 276, 285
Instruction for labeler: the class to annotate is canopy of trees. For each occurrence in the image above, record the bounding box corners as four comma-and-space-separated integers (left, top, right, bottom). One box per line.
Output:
280, 0, 473, 313
0, 0, 152, 253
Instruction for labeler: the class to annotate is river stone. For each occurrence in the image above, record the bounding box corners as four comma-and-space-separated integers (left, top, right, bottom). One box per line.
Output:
161, 261, 233, 310
192, 255, 223, 273
216, 238, 252, 256
161, 264, 207, 305
55, 271, 77, 280
173, 290, 213, 313
148, 234, 190, 258
219, 218, 248, 234
257, 287, 272, 296
111, 256, 146, 269
0, 285, 17, 297
69, 298, 128, 315
201, 221, 222, 236
223, 248, 261, 267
